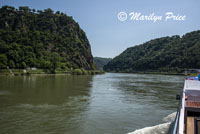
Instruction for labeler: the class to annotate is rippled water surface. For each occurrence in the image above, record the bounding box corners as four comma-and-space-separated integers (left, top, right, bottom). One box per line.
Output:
0, 73, 184, 134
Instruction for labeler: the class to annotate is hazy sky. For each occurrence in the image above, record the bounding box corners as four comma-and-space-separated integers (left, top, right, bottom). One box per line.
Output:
0, 0, 199, 58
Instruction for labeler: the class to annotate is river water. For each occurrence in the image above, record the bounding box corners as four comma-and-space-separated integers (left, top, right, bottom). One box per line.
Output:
0, 73, 184, 134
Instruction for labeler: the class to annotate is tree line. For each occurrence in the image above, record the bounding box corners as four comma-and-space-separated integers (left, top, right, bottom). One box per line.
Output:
104, 30, 200, 73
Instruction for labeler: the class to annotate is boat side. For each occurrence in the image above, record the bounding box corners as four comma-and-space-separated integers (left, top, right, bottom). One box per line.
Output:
174, 79, 200, 134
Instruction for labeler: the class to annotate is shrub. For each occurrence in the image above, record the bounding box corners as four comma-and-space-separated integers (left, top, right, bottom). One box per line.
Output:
73, 69, 82, 75
80, 68, 87, 75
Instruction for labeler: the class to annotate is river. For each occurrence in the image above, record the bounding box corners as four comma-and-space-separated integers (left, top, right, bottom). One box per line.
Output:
0, 73, 184, 134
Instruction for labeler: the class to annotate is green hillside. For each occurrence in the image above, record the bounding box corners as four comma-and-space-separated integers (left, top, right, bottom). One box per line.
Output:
93, 57, 112, 70
104, 30, 200, 73
0, 6, 95, 72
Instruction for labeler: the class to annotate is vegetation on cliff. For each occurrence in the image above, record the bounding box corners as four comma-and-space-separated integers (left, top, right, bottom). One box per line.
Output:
93, 57, 111, 70
0, 6, 95, 73
104, 30, 200, 73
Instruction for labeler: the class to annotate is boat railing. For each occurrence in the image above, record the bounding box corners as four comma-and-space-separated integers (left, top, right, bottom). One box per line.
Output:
173, 90, 183, 134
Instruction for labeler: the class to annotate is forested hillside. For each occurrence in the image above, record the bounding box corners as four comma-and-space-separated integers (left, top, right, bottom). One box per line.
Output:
0, 6, 95, 71
93, 57, 111, 70
104, 30, 200, 73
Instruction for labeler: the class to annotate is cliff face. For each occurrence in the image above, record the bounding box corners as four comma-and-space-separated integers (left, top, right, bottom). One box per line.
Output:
104, 30, 200, 72
0, 6, 95, 70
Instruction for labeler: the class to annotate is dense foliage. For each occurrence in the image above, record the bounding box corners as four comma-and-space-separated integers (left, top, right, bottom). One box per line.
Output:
0, 6, 95, 71
104, 30, 200, 73
93, 57, 112, 70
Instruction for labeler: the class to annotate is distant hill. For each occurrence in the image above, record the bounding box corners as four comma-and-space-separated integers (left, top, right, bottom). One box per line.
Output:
94, 57, 112, 70
104, 30, 200, 73
0, 6, 95, 71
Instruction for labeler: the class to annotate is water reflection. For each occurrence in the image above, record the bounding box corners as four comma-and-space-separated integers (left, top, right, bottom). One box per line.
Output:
0, 75, 93, 134
109, 73, 184, 108
0, 73, 185, 134
85, 73, 184, 134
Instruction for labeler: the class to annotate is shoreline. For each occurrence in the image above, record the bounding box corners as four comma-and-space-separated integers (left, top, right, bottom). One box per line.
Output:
0, 69, 191, 76
105, 71, 186, 76
0, 69, 105, 76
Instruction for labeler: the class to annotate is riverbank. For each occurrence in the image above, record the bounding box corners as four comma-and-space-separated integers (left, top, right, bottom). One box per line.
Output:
0, 69, 105, 76
133, 71, 185, 76
106, 71, 186, 76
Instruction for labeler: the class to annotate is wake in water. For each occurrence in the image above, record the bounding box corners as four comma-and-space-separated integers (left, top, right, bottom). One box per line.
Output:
16, 96, 90, 110
162, 112, 177, 122
127, 112, 176, 134
17, 104, 58, 109
0, 91, 11, 95
128, 122, 171, 134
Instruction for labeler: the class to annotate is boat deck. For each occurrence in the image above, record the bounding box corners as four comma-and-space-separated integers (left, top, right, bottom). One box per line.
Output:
185, 90, 200, 108
187, 117, 194, 134
185, 90, 200, 102
184, 80, 200, 134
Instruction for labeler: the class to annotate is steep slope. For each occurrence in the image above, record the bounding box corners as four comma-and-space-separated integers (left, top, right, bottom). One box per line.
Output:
104, 30, 200, 72
0, 6, 95, 70
93, 57, 112, 70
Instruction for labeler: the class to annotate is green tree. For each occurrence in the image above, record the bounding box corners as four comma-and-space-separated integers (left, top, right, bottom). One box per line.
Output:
0, 54, 8, 69
44, 8, 54, 15
50, 52, 60, 71
19, 6, 30, 13
20, 62, 26, 69
44, 61, 51, 69
0, 40, 9, 53
8, 60, 15, 69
